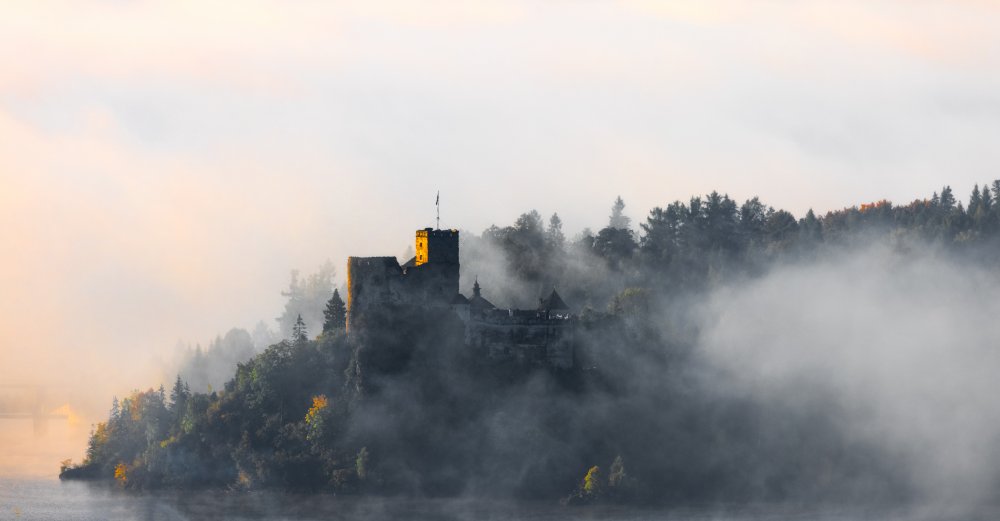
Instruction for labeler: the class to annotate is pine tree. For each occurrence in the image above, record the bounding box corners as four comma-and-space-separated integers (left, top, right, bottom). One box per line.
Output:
546, 213, 565, 250
940, 186, 956, 211
323, 289, 346, 333
609, 196, 631, 230
799, 209, 821, 243
292, 314, 308, 344
276, 262, 336, 340
251, 321, 278, 350
169, 375, 190, 414
969, 184, 982, 216
608, 455, 627, 489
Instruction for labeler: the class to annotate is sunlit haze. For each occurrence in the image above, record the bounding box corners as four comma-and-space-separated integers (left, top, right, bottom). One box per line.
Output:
3, 1, 1000, 475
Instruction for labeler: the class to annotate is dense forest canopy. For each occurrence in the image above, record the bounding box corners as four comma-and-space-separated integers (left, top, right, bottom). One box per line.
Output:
64, 183, 1000, 506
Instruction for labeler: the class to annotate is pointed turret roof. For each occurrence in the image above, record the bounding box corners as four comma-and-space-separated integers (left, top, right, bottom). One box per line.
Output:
538, 288, 569, 311
469, 278, 495, 312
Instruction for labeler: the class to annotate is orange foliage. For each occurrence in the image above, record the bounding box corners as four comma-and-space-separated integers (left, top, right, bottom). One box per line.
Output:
114, 462, 128, 485
305, 395, 329, 426
859, 200, 891, 212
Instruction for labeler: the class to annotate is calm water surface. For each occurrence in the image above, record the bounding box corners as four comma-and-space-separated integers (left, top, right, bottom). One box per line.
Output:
0, 477, 990, 521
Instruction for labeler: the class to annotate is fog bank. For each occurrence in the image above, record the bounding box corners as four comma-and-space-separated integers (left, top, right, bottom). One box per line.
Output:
698, 244, 1000, 503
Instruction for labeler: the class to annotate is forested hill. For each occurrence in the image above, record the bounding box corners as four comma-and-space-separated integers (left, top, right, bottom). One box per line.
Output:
62, 183, 1000, 505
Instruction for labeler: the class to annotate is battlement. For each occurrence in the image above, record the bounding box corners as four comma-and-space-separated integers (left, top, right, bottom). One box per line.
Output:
346, 229, 461, 332
344, 226, 576, 368
415, 228, 458, 266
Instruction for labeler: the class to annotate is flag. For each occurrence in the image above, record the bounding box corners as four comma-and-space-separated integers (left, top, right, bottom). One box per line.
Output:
436, 191, 439, 205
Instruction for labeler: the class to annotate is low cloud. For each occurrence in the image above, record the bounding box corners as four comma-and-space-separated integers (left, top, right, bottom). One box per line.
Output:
697, 243, 1000, 503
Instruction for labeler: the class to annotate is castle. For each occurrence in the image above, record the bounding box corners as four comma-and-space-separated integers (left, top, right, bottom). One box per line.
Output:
346, 227, 576, 369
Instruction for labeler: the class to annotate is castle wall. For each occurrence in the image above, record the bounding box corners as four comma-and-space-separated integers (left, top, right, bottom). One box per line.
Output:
346, 244, 459, 332
346, 256, 405, 332
466, 315, 575, 369
404, 263, 459, 305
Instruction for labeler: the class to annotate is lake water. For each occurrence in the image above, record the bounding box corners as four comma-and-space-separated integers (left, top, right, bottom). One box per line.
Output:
0, 477, 992, 521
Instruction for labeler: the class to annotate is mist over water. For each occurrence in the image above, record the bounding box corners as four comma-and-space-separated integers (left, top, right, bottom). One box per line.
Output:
7, 235, 1000, 518
2, 478, 996, 521
696, 243, 1000, 505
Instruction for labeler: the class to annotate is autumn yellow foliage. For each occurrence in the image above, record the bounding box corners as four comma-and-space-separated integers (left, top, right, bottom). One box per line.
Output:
114, 462, 128, 485
583, 465, 602, 495
305, 395, 329, 425
305, 394, 330, 442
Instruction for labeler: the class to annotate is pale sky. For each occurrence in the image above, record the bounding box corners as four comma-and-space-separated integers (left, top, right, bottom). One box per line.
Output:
3, 1, 1000, 397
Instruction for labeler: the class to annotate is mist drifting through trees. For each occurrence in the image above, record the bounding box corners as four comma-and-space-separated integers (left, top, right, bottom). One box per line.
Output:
62, 184, 1000, 513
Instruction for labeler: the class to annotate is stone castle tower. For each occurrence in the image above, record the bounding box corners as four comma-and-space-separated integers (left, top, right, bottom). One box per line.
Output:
344, 225, 576, 369
346, 228, 459, 331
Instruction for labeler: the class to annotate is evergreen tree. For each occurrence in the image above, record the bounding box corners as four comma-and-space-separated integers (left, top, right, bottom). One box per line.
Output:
739, 197, 771, 245
323, 289, 346, 333
969, 184, 982, 216
292, 314, 308, 344
487, 210, 549, 283
702, 191, 739, 253
608, 455, 627, 489
640, 205, 679, 265
252, 320, 278, 350
799, 209, 822, 243
767, 210, 799, 243
546, 213, 565, 250
169, 375, 189, 415
277, 262, 336, 340
982, 185, 996, 232
940, 186, 956, 211
609, 196, 631, 230
592, 226, 637, 270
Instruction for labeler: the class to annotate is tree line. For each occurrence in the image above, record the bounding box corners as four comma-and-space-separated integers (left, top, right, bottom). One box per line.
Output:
62, 182, 1000, 504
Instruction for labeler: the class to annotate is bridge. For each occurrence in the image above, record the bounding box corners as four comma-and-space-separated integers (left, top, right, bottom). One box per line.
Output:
0, 385, 71, 437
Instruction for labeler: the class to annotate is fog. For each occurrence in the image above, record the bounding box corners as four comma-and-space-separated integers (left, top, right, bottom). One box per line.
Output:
4, 1, 1000, 499
697, 244, 1000, 504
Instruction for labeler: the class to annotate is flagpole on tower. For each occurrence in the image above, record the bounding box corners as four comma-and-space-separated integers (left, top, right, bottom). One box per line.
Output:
435, 191, 440, 230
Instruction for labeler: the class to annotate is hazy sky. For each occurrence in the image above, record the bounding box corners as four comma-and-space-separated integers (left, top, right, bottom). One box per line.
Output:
3, 1, 1000, 396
